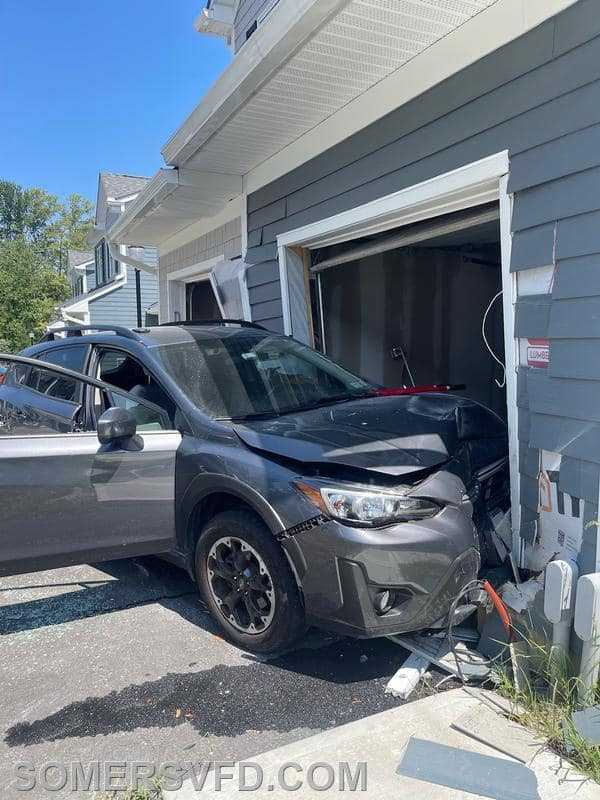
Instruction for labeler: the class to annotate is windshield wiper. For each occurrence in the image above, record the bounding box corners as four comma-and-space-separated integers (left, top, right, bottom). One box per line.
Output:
217, 411, 280, 422
218, 392, 373, 423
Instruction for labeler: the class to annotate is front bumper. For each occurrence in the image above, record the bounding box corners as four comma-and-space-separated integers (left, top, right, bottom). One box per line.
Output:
287, 505, 480, 638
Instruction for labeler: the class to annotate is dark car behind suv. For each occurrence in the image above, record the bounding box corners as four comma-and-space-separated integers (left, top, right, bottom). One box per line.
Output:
0, 322, 509, 654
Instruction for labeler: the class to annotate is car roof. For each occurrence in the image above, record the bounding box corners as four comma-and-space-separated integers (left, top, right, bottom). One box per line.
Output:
23, 324, 272, 357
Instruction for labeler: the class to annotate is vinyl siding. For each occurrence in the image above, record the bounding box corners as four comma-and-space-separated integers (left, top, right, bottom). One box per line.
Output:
244, 0, 600, 572
158, 220, 242, 322
88, 248, 159, 328
234, 0, 280, 52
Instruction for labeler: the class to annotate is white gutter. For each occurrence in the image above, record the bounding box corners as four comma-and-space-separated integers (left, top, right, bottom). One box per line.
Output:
107, 241, 157, 276
162, 0, 346, 166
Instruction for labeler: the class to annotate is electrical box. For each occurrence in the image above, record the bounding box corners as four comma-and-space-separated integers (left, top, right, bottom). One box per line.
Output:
574, 573, 600, 642
544, 560, 578, 624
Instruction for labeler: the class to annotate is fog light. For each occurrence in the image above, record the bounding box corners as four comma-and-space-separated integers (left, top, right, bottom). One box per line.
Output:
374, 590, 395, 616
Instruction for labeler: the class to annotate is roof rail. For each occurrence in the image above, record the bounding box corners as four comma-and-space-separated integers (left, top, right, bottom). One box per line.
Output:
39, 325, 143, 343
160, 319, 267, 331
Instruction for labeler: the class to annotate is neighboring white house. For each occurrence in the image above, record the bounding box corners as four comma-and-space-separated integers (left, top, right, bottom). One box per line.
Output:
102, 0, 600, 598
54, 173, 159, 330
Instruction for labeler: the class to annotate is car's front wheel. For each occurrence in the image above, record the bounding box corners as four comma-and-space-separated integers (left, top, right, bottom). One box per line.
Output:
195, 510, 305, 654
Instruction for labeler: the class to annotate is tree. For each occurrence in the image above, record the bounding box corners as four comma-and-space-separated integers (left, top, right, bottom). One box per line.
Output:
0, 239, 70, 352
0, 180, 94, 272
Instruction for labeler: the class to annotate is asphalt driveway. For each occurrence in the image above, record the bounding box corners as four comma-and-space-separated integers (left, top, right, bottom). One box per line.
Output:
0, 556, 445, 798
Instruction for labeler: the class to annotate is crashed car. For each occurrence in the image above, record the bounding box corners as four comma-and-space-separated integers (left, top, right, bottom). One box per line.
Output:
0, 321, 509, 654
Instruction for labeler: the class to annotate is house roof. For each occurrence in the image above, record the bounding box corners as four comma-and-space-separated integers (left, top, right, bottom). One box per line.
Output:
100, 172, 150, 201
68, 250, 94, 269
112, 0, 575, 249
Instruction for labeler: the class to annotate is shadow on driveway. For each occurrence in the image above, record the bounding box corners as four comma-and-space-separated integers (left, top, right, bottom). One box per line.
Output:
0, 558, 199, 635
4, 637, 410, 748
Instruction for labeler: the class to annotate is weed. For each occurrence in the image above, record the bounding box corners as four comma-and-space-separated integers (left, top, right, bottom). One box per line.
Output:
494, 628, 600, 783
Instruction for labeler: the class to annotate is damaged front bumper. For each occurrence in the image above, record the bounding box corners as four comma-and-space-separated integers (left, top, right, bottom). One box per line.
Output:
288, 501, 481, 639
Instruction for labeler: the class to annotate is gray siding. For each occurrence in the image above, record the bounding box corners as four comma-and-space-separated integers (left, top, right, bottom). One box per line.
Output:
89, 248, 159, 328
245, 0, 600, 571
234, 0, 280, 52
158, 220, 242, 321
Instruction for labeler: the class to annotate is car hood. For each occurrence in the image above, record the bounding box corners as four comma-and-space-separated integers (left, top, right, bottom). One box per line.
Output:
233, 394, 507, 478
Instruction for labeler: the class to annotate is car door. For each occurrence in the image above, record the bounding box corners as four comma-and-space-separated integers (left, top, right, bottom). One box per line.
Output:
0, 354, 182, 577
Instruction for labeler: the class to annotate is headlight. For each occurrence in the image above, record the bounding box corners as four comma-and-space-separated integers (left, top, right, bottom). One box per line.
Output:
294, 481, 439, 527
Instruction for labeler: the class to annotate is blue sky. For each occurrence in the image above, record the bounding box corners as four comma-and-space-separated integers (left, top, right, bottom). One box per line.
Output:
0, 1, 231, 205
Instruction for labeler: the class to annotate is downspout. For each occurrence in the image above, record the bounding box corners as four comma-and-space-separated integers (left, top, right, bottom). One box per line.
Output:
107, 241, 157, 276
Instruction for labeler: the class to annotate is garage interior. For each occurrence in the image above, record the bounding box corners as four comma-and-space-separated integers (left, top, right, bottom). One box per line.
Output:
309, 204, 507, 419
186, 279, 222, 321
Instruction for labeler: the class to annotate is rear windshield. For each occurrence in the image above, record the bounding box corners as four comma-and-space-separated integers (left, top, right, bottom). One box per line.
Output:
155, 332, 372, 420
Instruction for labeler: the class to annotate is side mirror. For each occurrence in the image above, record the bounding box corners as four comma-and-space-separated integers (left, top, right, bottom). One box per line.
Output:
97, 407, 137, 445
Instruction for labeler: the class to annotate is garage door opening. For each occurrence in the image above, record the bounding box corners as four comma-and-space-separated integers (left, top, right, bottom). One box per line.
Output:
187, 280, 222, 321
309, 204, 507, 419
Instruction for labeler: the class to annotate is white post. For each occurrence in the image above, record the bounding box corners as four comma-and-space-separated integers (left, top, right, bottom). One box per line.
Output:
574, 573, 600, 704
544, 560, 578, 659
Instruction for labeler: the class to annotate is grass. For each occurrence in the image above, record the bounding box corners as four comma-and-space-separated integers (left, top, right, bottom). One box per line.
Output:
96, 781, 163, 800
493, 629, 600, 784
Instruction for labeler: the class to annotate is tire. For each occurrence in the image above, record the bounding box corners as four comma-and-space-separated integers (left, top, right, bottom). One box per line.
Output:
195, 509, 306, 654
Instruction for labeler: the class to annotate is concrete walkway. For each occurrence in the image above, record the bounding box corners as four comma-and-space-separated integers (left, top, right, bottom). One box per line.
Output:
166, 688, 599, 799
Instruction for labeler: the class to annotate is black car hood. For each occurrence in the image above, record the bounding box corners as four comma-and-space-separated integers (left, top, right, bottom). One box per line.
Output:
234, 394, 507, 478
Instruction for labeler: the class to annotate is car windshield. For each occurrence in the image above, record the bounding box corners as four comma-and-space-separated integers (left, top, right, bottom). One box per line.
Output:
155, 331, 373, 420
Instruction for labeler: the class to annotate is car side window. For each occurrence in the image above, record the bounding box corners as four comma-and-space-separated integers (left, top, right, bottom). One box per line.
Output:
0, 359, 86, 436
37, 345, 89, 373
94, 347, 176, 425
0, 357, 170, 437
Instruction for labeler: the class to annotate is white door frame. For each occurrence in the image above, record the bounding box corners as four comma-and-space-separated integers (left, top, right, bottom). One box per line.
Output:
166, 256, 226, 321
276, 150, 521, 543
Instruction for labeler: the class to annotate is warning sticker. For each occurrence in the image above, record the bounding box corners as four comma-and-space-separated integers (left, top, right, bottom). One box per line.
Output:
526, 338, 550, 369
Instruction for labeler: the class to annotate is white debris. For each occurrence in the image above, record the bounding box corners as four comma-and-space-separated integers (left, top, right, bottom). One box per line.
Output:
385, 652, 430, 699
500, 578, 543, 613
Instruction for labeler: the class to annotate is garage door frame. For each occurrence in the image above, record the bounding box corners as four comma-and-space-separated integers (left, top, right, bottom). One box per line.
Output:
276, 150, 521, 554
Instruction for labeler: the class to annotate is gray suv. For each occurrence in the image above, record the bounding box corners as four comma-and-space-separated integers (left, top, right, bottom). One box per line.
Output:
0, 322, 509, 654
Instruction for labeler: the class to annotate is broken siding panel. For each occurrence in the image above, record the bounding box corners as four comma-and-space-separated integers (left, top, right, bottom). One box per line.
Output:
521, 474, 539, 514
558, 457, 600, 504
514, 295, 552, 339
519, 443, 540, 479
527, 371, 600, 423
247, 197, 287, 233
580, 502, 599, 575
529, 412, 600, 465
511, 223, 555, 272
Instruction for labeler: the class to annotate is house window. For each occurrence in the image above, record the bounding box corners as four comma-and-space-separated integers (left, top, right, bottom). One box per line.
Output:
73, 276, 84, 297
246, 20, 257, 40
94, 240, 119, 286
95, 240, 108, 286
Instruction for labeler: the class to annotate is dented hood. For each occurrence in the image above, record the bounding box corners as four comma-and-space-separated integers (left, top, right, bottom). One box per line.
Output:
233, 394, 507, 477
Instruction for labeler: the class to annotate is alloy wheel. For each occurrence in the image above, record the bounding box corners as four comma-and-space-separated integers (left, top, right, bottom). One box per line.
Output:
207, 537, 276, 634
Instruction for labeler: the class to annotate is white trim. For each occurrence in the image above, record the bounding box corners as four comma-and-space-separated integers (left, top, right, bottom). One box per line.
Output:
166, 256, 225, 322
277, 151, 509, 254
167, 256, 225, 283
499, 173, 522, 559
245, 0, 578, 195
159, 198, 243, 257
277, 150, 521, 542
